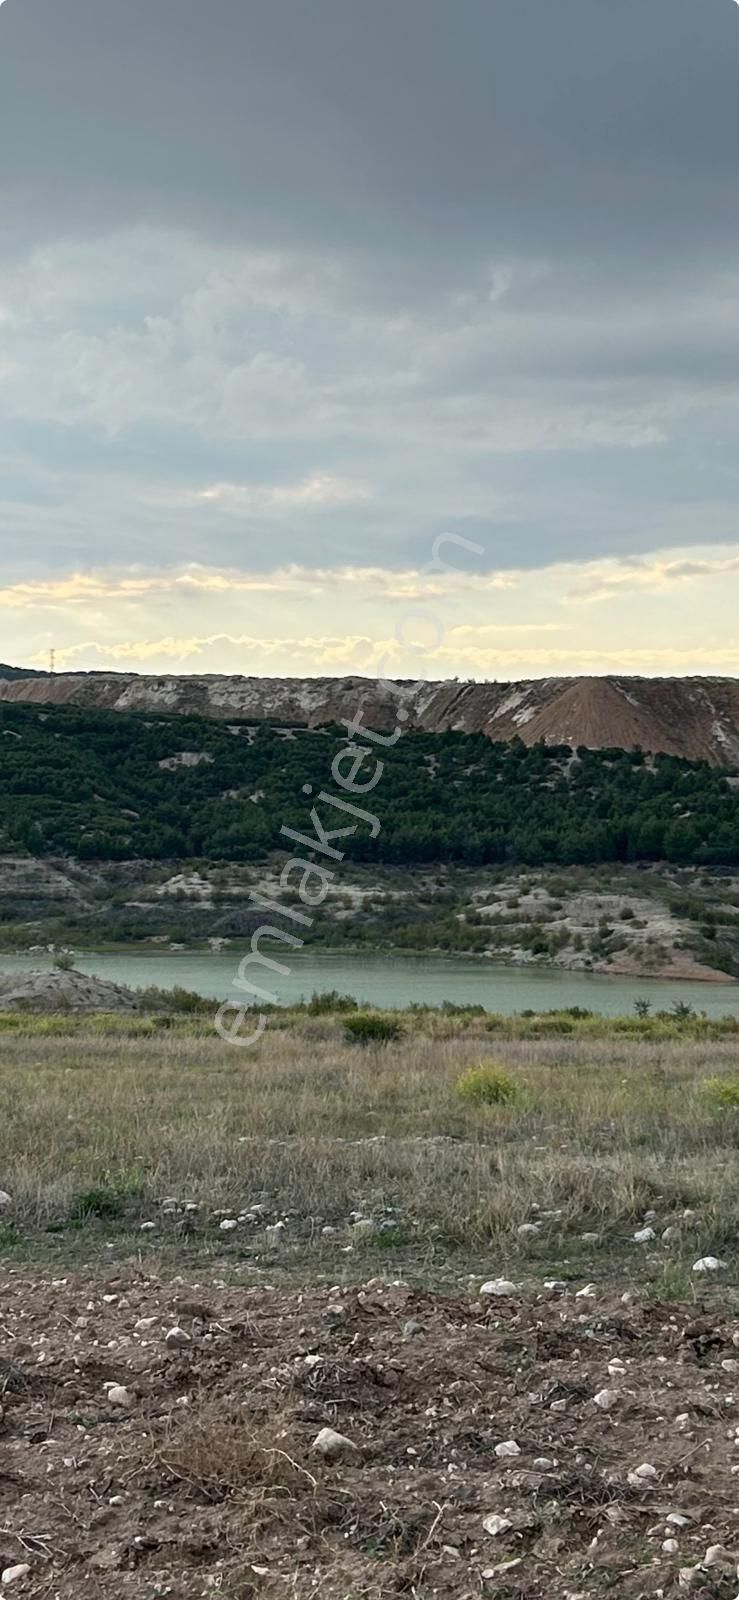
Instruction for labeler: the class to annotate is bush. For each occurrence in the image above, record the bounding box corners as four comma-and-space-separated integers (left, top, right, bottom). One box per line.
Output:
307, 989, 359, 1015
53, 950, 76, 972
343, 1013, 403, 1046
70, 1185, 126, 1221
701, 1075, 739, 1110
455, 1063, 523, 1107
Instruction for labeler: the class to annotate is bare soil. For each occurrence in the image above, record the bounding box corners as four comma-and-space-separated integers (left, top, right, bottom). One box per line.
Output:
1, 1266, 737, 1598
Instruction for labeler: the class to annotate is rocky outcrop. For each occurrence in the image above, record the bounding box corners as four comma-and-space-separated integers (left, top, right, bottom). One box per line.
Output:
2, 671, 739, 764
0, 969, 140, 1012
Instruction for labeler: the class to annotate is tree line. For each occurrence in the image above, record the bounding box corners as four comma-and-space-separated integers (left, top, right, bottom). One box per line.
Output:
0, 700, 737, 868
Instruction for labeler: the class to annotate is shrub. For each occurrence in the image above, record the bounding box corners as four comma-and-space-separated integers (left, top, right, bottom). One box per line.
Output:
701, 1075, 739, 1111
307, 989, 359, 1014
53, 950, 76, 972
343, 1013, 403, 1046
455, 1063, 523, 1107
70, 1184, 126, 1221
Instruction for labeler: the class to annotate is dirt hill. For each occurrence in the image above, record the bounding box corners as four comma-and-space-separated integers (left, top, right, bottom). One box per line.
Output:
2, 670, 739, 764
0, 968, 139, 1012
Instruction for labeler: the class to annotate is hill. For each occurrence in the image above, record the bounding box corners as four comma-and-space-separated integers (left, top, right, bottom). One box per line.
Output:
2, 670, 739, 765
0, 698, 737, 869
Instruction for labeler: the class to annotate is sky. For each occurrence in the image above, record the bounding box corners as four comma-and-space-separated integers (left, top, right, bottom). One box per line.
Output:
1, 0, 739, 680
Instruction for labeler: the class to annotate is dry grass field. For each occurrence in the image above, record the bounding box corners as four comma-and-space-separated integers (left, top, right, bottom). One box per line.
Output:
0, 1010, 737, 1596
0, 1011, 738, 1282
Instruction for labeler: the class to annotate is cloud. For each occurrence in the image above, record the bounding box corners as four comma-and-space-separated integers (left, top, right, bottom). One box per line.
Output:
1, 1, 739, 654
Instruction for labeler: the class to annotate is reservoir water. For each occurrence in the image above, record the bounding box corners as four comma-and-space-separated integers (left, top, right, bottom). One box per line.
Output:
1, 950, 738, 1017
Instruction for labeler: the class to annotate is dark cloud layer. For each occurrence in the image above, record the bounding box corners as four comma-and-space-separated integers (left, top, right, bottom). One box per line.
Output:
1, 0, 738, 585
3, 0, 738, 274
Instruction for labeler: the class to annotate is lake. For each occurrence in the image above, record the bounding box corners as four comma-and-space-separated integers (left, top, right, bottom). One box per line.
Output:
1, 949, 738, 1017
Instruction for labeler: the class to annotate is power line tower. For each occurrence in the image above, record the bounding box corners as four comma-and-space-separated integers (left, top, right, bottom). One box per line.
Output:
49, 649, 55, 674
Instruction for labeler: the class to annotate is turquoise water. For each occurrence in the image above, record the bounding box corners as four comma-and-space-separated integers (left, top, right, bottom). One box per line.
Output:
1, 949, 737, 1017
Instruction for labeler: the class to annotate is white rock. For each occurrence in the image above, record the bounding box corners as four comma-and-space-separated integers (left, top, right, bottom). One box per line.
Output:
134, 1316, 157, 1332
312, 1427, 358, 1462
265, 1223, 286, 1246
482, 1513, 513, 1537
666, 1514, 691, 1529
164, 1326, 191, 1348
1, 1568, 31, 1588
517, 1223, 541, 1236
0, 1191, 12, 1209
533, 1456, 555, 1470
495, 1440, 521, 1458
575, 1283, 597, 1299
593, 1389, 620, 1411
627, 1462, 658, 1486
662, 1539, 679, 1555
633, 1227, 656, 1244
479, 1279, 518, 1298
721, 1360, 739, 1374
692, 1257, 726, 1274
703, 1545, 731, 1569
544, 1279, 567, 1291
607, 1359, 626, 1376
106, 1385, 132, 1409
219, 1218, 239, 1232
139, 1221, 156, 1232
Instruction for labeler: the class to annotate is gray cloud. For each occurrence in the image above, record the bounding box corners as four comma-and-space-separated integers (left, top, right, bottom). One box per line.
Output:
1, 0, 738, 584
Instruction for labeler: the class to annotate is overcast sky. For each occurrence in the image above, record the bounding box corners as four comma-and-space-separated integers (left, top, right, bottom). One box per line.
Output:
1, 0, 739, 678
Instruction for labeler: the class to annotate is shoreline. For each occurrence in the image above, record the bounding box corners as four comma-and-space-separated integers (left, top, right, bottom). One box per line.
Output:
1, 939, 736, 985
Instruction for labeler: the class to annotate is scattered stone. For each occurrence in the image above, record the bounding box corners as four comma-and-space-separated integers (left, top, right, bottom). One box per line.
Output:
403, 1319, 423, 1338
517, 1223, 541, 1236
1, 1568, 31, 1588
106, 1385, 132, 1410
633, 1227, 656, 1243
312, 1427, 359, 1462
495, 1440, 521, 1458
662, 1539, 679, 1555
703, 1545, 732, 1569
219, 1218, 239, 1233
482, 1513, 513, 1537
533, 1457, 555, 1470
593, 1388, 620, 1411
139, 1221, 156, 1232
0, 1191, 11, 1209
134, 1316, 157, 1332
164, 1326, 191, 1348
351, 1219, 375, 1239
628, 1462, 658, 1486
575, 1283, 597, 1299
666, 1514, 691, 1529
692, 1257, 726, 1274
479, 1279, 518, 1298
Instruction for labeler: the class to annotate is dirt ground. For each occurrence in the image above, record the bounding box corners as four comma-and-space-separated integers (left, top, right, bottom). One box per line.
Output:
1, 1267, 738, 1598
